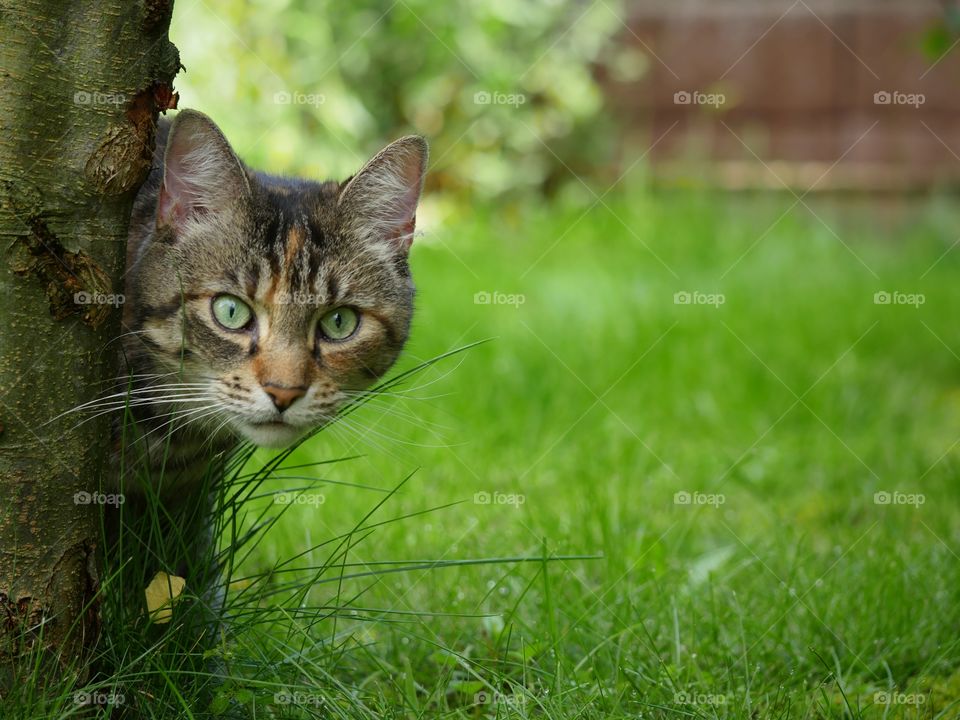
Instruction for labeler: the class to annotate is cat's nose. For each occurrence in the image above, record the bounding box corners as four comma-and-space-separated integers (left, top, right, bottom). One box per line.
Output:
262, 383, 307, 412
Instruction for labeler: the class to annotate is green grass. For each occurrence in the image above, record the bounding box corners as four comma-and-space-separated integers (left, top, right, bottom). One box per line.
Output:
237, 190, 960, 718
24, 190, 960, 718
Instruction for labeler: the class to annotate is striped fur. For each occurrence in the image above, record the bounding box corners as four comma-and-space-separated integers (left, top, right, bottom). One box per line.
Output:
119, 110, 427, 482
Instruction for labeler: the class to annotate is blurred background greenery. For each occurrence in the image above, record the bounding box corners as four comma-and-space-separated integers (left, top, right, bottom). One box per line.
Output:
172, 0, 644, 207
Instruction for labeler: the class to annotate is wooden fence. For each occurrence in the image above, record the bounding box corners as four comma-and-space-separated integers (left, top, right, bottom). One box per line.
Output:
604, 0, 960, 190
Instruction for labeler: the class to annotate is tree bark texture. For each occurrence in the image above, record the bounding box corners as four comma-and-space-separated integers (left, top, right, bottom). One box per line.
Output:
0, 0, 179, 689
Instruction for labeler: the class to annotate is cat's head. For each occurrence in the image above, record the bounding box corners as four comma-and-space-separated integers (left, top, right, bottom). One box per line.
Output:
127, 109, 427, 447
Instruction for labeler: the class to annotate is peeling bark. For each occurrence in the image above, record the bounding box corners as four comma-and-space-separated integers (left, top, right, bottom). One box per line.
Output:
0, 0, 179, 691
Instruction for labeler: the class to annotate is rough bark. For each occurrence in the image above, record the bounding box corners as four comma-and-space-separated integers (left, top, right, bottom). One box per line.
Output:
0, 0, 179, 690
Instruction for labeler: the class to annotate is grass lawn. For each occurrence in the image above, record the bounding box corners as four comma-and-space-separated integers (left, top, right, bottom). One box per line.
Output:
216, 189, 960, 719
46, 190, 960, 719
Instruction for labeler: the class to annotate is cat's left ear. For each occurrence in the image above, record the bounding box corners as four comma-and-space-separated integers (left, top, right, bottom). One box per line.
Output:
156, 109, 251, 232
338, 136, 428, 252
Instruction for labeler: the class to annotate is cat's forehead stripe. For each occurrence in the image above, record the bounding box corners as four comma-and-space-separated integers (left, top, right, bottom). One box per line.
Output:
283, 225, 305, 268
269, 221, 310, 306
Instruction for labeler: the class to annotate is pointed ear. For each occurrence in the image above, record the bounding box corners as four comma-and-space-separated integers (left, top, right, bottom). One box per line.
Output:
337, 136, 428, 252
156, 109, 251, 231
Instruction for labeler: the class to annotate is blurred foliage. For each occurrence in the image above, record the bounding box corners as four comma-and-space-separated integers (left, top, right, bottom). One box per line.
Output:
922, 1, 960, 60
170, 0, 642, 202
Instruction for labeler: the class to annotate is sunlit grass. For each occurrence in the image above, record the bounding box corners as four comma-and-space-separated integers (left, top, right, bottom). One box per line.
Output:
237, 191, 960, 717
11, 191, 959, 719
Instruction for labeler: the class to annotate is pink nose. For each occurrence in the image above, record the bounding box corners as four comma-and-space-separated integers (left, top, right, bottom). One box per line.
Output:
262, 384, 307, 412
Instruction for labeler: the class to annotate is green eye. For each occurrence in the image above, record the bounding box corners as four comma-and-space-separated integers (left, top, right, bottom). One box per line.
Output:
318, 307, 359, 341
211, 294, 253, 330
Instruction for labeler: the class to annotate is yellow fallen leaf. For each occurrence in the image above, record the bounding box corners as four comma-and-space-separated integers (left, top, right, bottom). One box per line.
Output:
144, 571, 186, 624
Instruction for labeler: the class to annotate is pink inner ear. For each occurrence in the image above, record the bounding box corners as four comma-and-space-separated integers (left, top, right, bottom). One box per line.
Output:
383, 149, 425, 248
398, 214, 416, 250
155, 124, 221, 229
156, 180, 187, 228
398, 154, 423, 216
156, 141, 198, 229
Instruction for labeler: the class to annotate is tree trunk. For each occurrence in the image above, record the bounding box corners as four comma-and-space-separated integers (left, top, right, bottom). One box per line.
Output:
0, 0, 179, 691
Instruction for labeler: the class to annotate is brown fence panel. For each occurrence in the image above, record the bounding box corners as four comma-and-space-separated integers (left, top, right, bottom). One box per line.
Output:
606, 0, 960, 190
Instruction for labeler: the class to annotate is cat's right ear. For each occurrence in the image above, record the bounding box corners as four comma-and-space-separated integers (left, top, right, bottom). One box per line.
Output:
156, 110, 251, 231
337, 135, 428, 253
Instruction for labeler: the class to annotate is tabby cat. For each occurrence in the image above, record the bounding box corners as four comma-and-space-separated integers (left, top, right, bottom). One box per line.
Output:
118, 109, 427, 489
